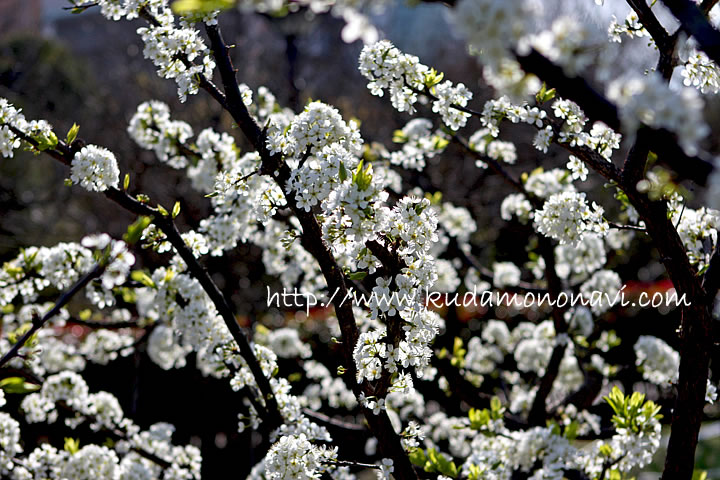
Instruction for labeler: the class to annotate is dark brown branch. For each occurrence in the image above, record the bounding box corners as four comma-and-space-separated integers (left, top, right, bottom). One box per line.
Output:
701, 0, 720, 14
663, 0, 720, 65
16, 125, 285, 432
103, 188, 284, 431
205, 22, 418, 480
302, 408, 367, 432
702, 242, 720, 299
626, 0, 679, 79
514, 49, 714, 186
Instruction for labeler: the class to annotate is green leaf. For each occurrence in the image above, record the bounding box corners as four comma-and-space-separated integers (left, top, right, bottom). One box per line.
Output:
64, 438, 80, 455
157, 204, 169, 217
123, 216, 152, 245
468, 464, 484, 480
692, 471, 708, 480
535, 82, 556, 104
172, 0, 234, 14
0, 377, 41, 394
172, 201, 181, 219
392, 129, 408, 144
34, 131, 58, 151
130, 270, 156, 289
433, 135, 449, 150
423, 68, 445, 88
347, 271, 367, 281
490, 396, 502, 414
598, 443, 613, 457
339, 161, 348, 182
65, 123, 80, 145
564, 420, 579, 440
123, 174, 130, 191
351, 160, 374, 191
408, 448, 427, 467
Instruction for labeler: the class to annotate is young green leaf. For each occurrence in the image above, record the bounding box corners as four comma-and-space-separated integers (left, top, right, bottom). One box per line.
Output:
66, 123, 80, 145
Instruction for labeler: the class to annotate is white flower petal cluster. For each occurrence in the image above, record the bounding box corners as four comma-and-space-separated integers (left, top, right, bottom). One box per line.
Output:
608, 10, 650, 43
0, 98, 25, 158
681, 49, 720, 94
0, 100, 56, 160
566, 155, 588, 181
670, 202, 719, 270
465, 336, 504, 375
453, 0, 538, 70
437, 203, 476, 244
76, 0, 217, 101
0, 412, 22, 473
201, 152, 283, 254
607, 72, 709, 154
264, 434, 337, 480
534, 191, 609, 245
501, 193, 534, 224
359, 41, 472, 130
70, 145, 121, 192
469, 128, 518, 167
266, 328, 312, 359
17, 372, 201, 478
0, 236, 133, 316
390, 118, 448, 171
127, 100, 194, 168
492, 262, 521, 289
525, 168, 574, 199
268, 101, 362, 158
301, 361, 357, 410
61, 445, 119, 480
142, 21, 214, 101
634, 335, 680, 386
147, 324, 193, 370
555, 232, 606, 281
531, 16, 600, 76
707, 380, 718, 404
149, 267, 234, 375
432, 81, 473, 130
79, 330, 135, 365
514, 320, 555, 375
188, 127, 242, 192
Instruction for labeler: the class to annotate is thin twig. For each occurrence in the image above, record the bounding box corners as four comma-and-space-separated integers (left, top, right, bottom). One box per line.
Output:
0, 264, 104, 369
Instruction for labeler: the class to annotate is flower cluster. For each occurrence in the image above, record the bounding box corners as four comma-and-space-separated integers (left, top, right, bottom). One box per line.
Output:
359, 41, 472, 130
634, 335, 680, 386
681, 49, 720, 94
0, 235, 134, 315
70, 145, 121, 192
607, 72, 709, 154
74, 0, 217, 101
127, 100, 194, 168
390, 118, 448, 171
264, 434, 337, 480
608, 10, 650, 43
453, 0, 537, 70
533, 191, 609, 245
268, 101, 362, 159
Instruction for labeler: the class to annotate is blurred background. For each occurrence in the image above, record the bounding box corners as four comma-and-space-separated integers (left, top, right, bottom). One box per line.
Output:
1, 0, 719, 478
